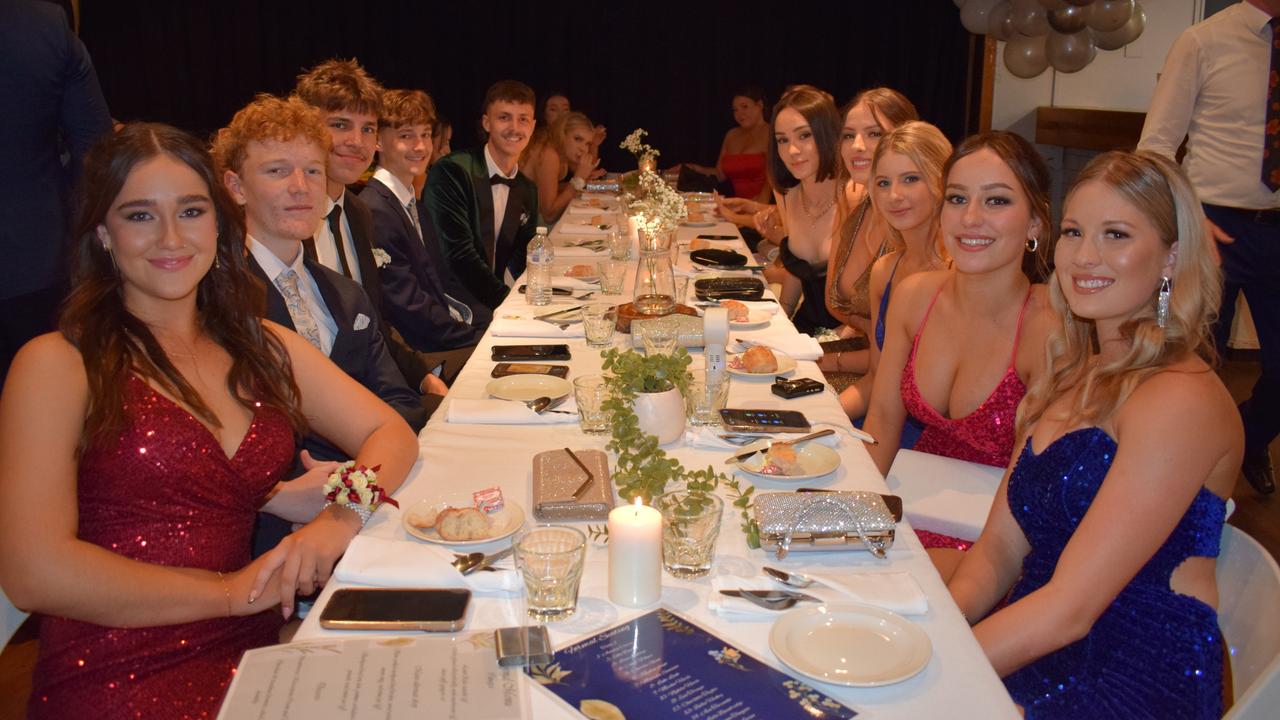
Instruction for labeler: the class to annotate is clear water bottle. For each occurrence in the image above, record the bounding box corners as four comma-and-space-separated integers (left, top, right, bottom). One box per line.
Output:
526, 226, 554, 306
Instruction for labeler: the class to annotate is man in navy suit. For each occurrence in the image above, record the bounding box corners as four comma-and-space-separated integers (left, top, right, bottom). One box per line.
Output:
423, 80, 541, 309
0, 0, 111, 380
360, 89, 486, 380
214, 95, 427, 552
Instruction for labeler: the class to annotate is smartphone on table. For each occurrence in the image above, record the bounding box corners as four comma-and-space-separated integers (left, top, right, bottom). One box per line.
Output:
491, 362, 570, 378
318, 588, 471, 631
719, 408, 812, 433
491, 344, 572, 362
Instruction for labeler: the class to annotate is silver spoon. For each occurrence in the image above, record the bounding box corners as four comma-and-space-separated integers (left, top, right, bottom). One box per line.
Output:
719, 589, 819, 611
763, 566, 818, 589
523, 396, 552, 413
451, 552, 484, 573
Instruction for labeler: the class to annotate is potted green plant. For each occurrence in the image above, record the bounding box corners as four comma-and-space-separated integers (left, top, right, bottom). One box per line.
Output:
601, 347, 689, 447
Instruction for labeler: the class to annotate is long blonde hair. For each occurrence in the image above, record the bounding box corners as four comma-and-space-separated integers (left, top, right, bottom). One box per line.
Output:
1016, 150, 1221, 437
868, 121, 952, 257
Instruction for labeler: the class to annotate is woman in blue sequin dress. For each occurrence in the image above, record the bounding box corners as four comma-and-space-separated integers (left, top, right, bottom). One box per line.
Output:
947, 150, 1242, 719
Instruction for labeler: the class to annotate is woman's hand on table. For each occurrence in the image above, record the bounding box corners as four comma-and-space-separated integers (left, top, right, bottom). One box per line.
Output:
259, 450, 341, 524
251, 506, 363, 619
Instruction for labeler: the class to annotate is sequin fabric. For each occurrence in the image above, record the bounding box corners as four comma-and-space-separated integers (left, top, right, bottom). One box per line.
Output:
1003, 427, 1225, 719
900, 286, 1032, 468
31, 375, 293, 720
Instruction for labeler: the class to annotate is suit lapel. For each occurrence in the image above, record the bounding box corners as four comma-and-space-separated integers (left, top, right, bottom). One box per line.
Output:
370, 179, 421, 247
343, 189, 383, 303
248, 257, 295, 333
304, 259, 353, 361
468, 148, 497, 270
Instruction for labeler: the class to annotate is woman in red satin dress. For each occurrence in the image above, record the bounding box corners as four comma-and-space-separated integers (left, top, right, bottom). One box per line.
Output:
0, 123, 418, 719
685, 87, 772, 202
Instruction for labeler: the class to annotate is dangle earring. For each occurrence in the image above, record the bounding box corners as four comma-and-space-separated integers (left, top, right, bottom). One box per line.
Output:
1025, 236, 1039, 253
1156, 275, 1172, 328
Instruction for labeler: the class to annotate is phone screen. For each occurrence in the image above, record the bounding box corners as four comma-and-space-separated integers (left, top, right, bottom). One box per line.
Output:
319, 589, 471, 631
719, 408, 812, 433
491, 344, 571, 361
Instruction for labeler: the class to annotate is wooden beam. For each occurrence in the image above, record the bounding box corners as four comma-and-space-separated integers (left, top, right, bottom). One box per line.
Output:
1035, 107, 1147, 151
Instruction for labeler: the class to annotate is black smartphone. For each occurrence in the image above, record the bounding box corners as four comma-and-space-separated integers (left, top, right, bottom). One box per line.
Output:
771, 377, 825, 399
491, 362, 570, 378
695, 234, 737, 241
719, 408, 812, 433
319, 588, 471, 631
491, 344, 572, 362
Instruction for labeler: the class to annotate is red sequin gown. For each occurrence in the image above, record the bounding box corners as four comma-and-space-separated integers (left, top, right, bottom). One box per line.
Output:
29, 376, 292, 719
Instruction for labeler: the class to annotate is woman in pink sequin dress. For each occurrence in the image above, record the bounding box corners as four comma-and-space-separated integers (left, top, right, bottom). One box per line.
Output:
0, 124, 418, 719
863, 131, 1058, 560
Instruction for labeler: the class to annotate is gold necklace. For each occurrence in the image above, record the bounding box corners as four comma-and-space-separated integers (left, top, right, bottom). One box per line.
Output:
799, 183, 835, 221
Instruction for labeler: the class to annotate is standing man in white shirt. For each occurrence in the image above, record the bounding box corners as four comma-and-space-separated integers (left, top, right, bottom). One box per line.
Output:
1140, 0, 1280, 494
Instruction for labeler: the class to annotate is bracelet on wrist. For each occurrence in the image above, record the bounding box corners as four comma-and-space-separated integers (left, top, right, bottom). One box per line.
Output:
216, 571, 231, 617
322, 462, 397, 526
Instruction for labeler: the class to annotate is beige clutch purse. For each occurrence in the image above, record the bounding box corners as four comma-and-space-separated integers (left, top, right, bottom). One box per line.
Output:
531, 449, 614, 521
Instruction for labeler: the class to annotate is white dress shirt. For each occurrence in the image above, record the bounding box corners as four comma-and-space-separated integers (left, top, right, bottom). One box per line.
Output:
248, 236, 338, 355
484, 144, 517, 245
1139, 1, 1280, 210
313, 193, 364, 282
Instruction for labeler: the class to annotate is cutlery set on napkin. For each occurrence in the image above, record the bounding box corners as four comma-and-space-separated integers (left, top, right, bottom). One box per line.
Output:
709, 568, 928, 618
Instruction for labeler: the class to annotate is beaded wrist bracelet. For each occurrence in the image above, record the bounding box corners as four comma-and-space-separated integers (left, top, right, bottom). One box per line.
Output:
322, 462, 398, 525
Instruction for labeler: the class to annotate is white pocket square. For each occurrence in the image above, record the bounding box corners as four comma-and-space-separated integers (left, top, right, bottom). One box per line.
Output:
353, 313, 370, 331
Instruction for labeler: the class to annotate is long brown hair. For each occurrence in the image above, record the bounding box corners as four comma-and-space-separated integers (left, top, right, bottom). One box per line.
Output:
61, 123, 307, 450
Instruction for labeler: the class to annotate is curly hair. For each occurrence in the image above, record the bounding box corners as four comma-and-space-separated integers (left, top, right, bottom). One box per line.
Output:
1016, 150, 1222, 438
211, 94, 330, 176
294, 58, 384, 117
379, 89, 437, 130
61, 123, 307, 450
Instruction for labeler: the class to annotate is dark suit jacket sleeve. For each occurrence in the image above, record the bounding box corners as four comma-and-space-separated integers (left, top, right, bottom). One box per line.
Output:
58, 25, 111, 183
423, 157, 509, 309
352, 291, 429, 434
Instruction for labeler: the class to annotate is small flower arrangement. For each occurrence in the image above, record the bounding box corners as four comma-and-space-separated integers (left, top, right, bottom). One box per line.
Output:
322, 461, 398, 525
372, 247, 391, 268
627, 170, 687, 237
619, 128, 659, 165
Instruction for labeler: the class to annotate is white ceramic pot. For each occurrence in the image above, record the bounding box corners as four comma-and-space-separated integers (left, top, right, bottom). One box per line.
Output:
632, 387, 686, 446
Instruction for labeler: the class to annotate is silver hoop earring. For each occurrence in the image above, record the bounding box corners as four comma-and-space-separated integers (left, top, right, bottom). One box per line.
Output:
1157, 275, 1171, 328
1025, 237, 1039, 253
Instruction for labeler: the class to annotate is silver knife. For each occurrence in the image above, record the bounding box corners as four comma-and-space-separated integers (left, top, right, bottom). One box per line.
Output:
725, 429, 836, 464
533, 305, 583, 320
719, 589, 821, 603
461, 546, 514, 575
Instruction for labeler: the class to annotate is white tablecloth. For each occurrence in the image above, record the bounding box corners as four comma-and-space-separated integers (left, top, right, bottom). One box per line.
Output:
295, 213, 1018, 719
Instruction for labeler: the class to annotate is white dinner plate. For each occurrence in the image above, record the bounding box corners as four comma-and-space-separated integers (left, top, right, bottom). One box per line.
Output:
485, 374, 572, 402
769, 603, 932, 687
402, 494, 526, 546
680, 220, 716, 228
562, 269, 600, 284
726, 351, 797, 378
734, 442, 840, 481
729, 310, 772, 330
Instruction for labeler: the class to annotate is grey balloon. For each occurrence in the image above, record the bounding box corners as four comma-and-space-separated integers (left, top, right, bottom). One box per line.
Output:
961, 0, 1002, 35
1087, 0, 1134, 32
989, 1, 1017, 41
1012, 0, 1051, 36
1004, 32, 1050, 78
1094, 1, 1145, 50
1047, 28, 1097, 72
1048, 4, 1092, 33
1038, 0, 1069, 9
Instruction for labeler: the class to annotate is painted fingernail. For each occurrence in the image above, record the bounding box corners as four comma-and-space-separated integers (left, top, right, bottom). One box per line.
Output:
247, 591, 258, 604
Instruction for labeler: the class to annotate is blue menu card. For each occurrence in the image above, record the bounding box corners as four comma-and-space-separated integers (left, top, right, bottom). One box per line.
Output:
527, 608, 857, 719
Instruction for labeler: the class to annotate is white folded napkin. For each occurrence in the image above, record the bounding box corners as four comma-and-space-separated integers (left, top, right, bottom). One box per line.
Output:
737, 301, 780, 316
564, 204, 615, 217
551, 277, 599, 291
489, 317, 586, 338
683, 426, 841, 451
551, 244, 607, 258
708, 570, 927, 619
557, 219, 614, 236
334, 535, 522, 595
445, 398, 579, 425
731, 335, 824, 362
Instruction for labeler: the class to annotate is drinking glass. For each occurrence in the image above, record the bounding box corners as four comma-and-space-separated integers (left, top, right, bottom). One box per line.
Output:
640, 316, 678, 356
598, 259, 628, 295
514, 525, 587, 621
673, 275, 689, 305
608, 228, 630, 261
573, 375, 611, 435
684, 372, 730, 426
582, 303, 617, 348
654, 491, 724, 579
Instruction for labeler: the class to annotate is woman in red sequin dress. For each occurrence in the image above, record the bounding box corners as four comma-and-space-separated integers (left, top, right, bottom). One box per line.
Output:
0, 124, 418, 719
863, 132, 1059, 564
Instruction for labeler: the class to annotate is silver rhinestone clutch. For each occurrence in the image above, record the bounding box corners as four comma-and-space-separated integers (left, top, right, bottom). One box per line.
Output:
753, 491, 897, 560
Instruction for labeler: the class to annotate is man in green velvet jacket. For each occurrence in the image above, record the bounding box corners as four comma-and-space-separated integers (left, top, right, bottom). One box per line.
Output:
422, 80, 540, 310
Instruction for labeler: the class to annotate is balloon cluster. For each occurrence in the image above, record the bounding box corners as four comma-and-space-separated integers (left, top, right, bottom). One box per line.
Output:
957, 0, 1146, 78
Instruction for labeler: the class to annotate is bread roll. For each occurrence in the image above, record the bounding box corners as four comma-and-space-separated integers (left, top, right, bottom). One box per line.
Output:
436, 507, 492, 540
722, 300, 750, 321
742, 346, 778, 373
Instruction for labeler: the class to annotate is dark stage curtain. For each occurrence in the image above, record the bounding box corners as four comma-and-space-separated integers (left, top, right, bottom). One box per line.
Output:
79, 1, 980, 166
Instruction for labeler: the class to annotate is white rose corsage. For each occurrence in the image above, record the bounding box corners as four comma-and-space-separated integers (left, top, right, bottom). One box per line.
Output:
322, 462, 398, 525
372, 248, 392, 268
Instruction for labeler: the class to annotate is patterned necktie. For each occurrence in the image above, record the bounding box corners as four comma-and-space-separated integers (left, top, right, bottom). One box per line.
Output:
1264, 18, 1280, 192
274, 268, 323, 350
407, 198, 423, 243
327, 204, 353, 278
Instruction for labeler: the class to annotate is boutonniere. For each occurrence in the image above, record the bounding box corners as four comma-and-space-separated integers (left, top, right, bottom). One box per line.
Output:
372, 248, 391, 268
519, 211, 530, 227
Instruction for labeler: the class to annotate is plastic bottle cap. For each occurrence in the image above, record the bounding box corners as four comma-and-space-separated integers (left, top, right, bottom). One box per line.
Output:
536, 226, 548, 234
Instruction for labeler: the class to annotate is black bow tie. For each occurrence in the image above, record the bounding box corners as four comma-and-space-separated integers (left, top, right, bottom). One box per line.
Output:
490, 174, 517, 187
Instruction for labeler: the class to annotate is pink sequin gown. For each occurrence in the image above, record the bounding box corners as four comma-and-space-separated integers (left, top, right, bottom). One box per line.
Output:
900, 286, 1033, 551
30, 376, 292, 720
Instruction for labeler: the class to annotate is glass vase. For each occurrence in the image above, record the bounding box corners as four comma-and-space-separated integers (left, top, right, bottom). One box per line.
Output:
632, 248, 676, 316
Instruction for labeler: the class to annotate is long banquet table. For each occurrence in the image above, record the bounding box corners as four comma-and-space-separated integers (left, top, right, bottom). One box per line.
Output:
294, 210, 1019, 719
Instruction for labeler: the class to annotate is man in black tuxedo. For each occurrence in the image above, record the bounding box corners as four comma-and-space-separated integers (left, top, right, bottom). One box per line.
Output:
294, 59, 457, 394
0, 0, 111, 380
423, 80, 541, 309
215, 95, 427, 551
359, 89, 486, 380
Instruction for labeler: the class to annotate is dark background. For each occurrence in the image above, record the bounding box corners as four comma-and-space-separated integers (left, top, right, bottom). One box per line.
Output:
78, 1, 982, 168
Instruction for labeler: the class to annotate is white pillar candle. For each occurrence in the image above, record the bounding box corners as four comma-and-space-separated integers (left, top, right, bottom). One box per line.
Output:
608, 497, 663, 607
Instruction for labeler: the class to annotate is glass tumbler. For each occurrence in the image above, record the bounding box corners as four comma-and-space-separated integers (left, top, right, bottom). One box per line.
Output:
684, 372, 731, 426
514, 525, 587, 621
573, 375, 611, 435
654, 491, 724, 579
582, 303, 617, 348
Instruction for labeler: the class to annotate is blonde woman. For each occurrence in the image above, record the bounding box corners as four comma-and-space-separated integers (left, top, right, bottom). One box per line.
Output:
948, 151, 1238, 718
520, 111, 597, 222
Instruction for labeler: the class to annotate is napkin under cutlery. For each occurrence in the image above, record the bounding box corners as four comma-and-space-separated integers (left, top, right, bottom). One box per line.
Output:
708, 570, 928, 618
557, 220, 612, 236
489, 317, 586, 338
683, 426, 841, 451
334, 535, 522, 595
730, 335, 824, 362
445, 398, 578, 425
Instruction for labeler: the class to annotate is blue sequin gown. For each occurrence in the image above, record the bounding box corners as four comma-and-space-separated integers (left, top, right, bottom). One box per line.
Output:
1003, 428, 1226, 719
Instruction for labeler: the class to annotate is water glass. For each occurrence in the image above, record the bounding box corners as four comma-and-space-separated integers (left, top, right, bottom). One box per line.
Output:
673, 275, 689, 305
573, 375, 611, 434
654, 491, 724, 579
608, 228, 630, 261
582, 303, 617, 348
514, 525, 587, 621
684, 372, 730, 426
640, 317, 678, 356
598, 259, 628, 295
